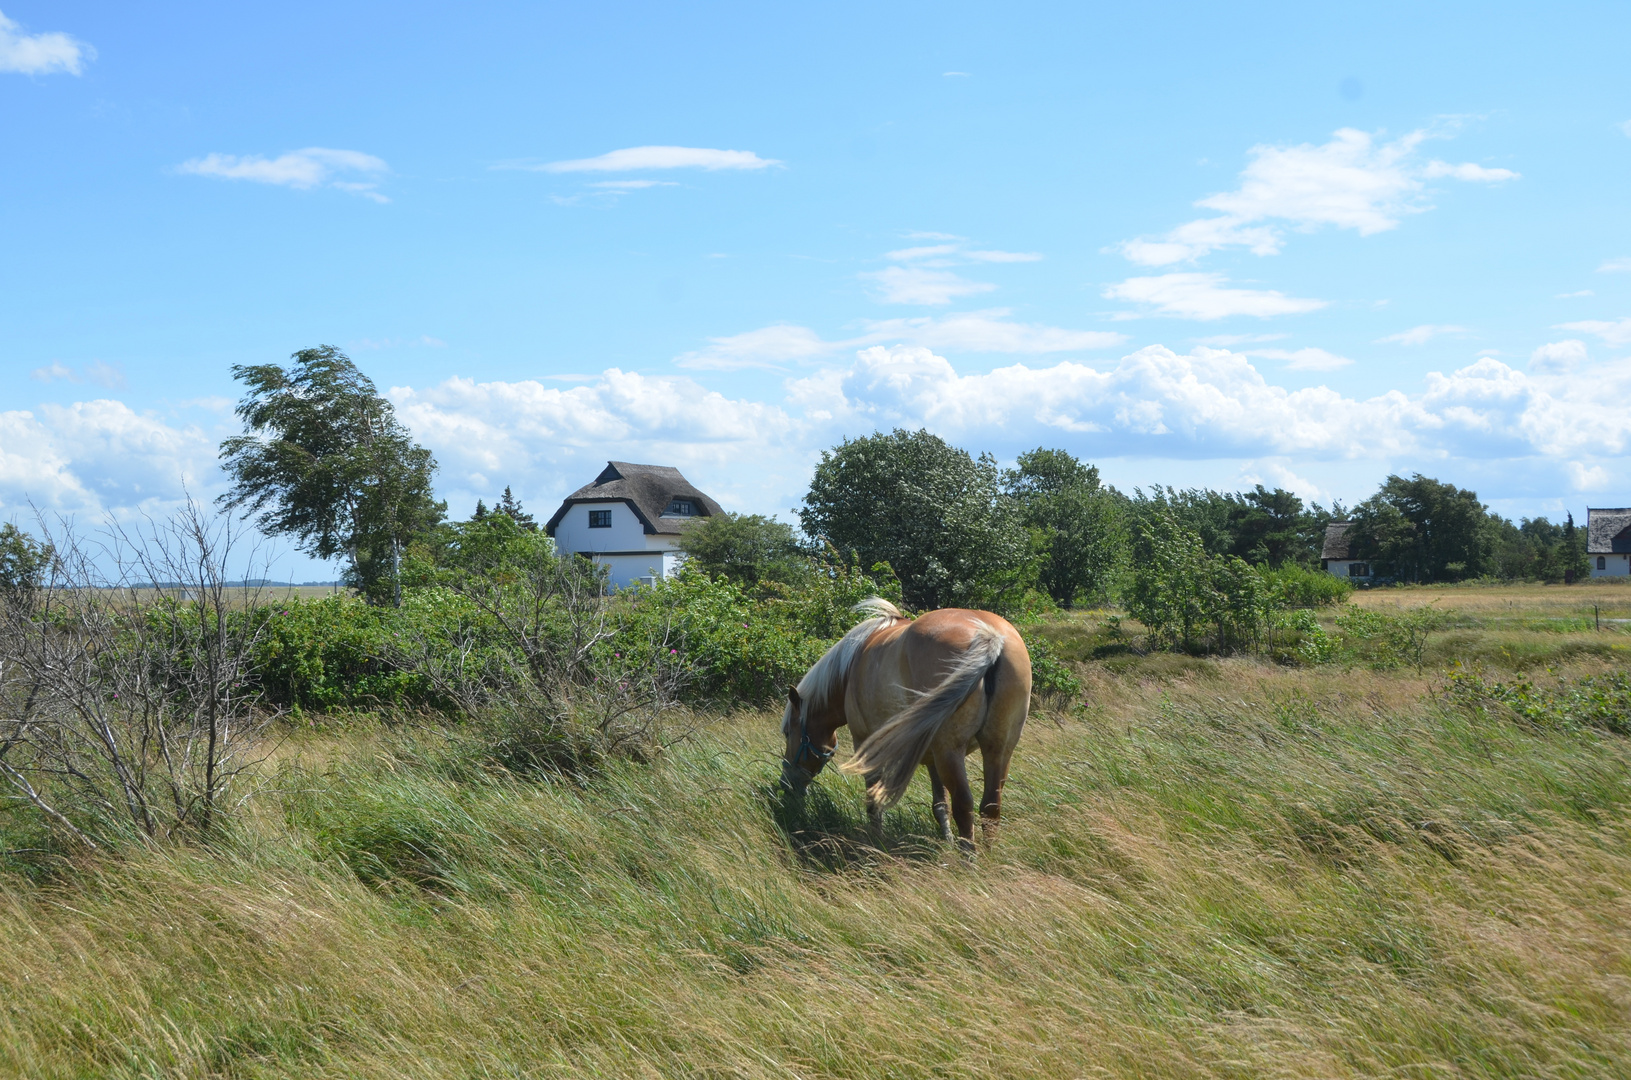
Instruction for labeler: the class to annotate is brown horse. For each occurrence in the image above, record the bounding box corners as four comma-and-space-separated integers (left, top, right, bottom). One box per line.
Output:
780, 599, 1032, 848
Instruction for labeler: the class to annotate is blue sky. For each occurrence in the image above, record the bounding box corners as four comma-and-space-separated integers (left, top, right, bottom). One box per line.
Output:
3, 2, 1630, 578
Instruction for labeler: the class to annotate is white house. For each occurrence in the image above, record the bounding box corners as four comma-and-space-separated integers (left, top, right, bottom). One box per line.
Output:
1320, 521, 1373, 580
1587, 507, 1631, 578
544, 461, 723, 589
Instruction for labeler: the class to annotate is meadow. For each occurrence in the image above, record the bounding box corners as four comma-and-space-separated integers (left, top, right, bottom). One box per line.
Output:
1, 582, 1628, 1078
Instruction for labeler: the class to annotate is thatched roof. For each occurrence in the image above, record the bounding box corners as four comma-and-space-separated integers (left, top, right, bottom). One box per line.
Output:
1587, 508, 1631, 554
544, 462, 723, 537
1321, 521, 1358, 561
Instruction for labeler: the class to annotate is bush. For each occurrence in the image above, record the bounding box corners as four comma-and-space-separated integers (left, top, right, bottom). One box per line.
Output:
1335, 605, 1445, 671
1127, 512, 1270, 653
1448, 667, 1631, 734
1261, 564, 1353, 608
1022, 632, 1082, 701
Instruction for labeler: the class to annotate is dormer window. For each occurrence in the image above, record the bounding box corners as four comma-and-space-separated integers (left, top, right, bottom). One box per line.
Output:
588, 509, 612, 528
664, 499, 695, 516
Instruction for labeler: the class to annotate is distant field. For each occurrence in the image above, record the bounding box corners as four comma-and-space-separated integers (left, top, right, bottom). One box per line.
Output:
1, 589, 1628, 1077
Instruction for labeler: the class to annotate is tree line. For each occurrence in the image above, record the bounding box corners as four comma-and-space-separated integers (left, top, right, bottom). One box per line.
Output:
185, 347, 1594, 610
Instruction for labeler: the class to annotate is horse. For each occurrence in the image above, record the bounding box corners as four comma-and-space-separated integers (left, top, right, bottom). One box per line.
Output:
779, 598, 1032, 848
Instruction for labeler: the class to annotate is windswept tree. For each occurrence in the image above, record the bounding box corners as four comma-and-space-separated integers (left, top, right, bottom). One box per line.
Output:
1348, 473, 1490, 583
800, 429, 1029, 611
1003, 448, 1125, 608
217, 346, 445, 604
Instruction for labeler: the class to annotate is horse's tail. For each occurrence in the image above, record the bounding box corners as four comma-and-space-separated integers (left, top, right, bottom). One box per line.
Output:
841, 620, 1004, 809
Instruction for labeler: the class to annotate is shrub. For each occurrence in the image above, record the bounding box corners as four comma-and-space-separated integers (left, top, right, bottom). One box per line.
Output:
1448, 667, 1631, 735
1023, 633, 1082, 701
1261, 563, 1353, 608
1335, 605, 1445, 671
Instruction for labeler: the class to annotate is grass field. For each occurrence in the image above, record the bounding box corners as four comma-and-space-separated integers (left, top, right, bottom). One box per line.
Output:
2, 584, 1629, 1078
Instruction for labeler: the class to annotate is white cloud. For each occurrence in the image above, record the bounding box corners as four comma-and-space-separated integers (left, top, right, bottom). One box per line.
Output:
0, 401, 217, 516
1557, 290, 1595, 298
964, 249, 1044, 263
862, 266, 997, 305
0, 9, 91, 75
178, 148, 391, 202
1599, 257, 1631, 273
1251, 347, 1353, 372
1422, 160, 1519, 182
943, 71, 970, 77
1116, 128, 1518, 266
674, 311, 1127, 369
1193, 333, 1288, 346
589, 180, 679, 189
1376, 324, 1469, 346
28, 360, 127, 388
1557, 317, 1631, 346
1529, 340, 1587, 373
1102, 273, 1327, 320
1620, 120, 1631, 138
542, 147, 780, 173
858, 311, 1126, 353
675, 325, 835, 371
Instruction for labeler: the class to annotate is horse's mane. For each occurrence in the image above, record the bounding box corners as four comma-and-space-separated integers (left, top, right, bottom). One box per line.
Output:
786, 598, 906, 732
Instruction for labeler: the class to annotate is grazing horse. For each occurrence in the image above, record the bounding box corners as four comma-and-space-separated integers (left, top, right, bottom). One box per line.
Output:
780, 598, 1032, 847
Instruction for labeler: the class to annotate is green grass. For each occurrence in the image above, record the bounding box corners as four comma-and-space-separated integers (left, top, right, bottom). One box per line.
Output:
2, 619, 1630, 1076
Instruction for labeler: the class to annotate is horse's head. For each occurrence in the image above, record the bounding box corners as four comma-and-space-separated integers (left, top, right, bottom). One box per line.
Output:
779, 684, 838, 793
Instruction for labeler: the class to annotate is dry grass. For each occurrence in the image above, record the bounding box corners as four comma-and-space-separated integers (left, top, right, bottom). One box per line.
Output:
2, 606, 1629, 1077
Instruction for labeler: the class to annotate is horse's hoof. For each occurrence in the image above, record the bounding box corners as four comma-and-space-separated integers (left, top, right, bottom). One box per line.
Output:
956, 838, 977, 859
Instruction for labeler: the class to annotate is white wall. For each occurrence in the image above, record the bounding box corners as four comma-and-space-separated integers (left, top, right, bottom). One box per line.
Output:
1590, 553, 1631, 578
554, 501, 647, 554
1325, 560, 1370, 579
554, 501, 688, 588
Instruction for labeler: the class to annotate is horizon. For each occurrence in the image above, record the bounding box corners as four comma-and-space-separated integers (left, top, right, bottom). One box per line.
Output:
3, 2, 1629, 579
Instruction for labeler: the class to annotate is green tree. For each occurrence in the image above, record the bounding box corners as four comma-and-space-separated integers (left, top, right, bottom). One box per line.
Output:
495, 486, 537, 530
1347, 473, 1491, 583
679, 512, 808, 587
217, 346, 445, 605
0, 523, 52, 599
1003, 448, 1125, 607
799, 429, 1030, 611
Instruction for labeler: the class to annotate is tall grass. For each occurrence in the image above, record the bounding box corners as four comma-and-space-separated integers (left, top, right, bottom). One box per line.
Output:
2, 645, 1628, 1077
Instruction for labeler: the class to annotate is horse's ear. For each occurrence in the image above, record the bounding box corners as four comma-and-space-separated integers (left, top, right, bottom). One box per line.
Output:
787, 686, 801, 708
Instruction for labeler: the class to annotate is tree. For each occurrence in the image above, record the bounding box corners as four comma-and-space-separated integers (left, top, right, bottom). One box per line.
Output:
1003, 448, 1124, 607
0, 523, 52, 598
679, 512, 808, 586
495, 486, 537, 530
1348, 474, 1490, 583
799, 429, 1030, 611
217, 346, 445, 604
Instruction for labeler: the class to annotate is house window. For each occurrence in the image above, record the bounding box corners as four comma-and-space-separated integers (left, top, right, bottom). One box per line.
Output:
1599, 556, 1608, 571
1350, 563, 1369, 578
588, 509, 612, 529
665, 499, 695, 516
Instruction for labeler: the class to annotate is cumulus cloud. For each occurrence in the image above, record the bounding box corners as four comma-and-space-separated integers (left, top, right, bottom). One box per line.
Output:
1116, 128, 1518, 266
0, 401, 217, 516
857, 311, 1126, 354
29, 360, 127, 388
0, 9, 91, 75
862, 266, 997, 305
1250, 347, 1353, 372
177, 148, 391, 202
1556, 317, 1631, 347
1530, 339, 1587, 373
673, 311, 1127, 370
675, 325, 835, 371
541, 147, 780, 172
1102, 273, 1326, 320
1376, 324, 1469, 346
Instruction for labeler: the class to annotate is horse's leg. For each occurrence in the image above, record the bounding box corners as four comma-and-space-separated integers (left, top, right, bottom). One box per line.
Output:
977, 706, 1025, 848
864, 772, 885, 840
927, 762, 952, 840
978, 743, 1011, 847
933, 749, 977, 853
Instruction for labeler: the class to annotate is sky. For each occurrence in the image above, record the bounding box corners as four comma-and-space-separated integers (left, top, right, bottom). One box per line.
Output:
3, 2, 1630, 579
